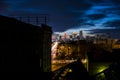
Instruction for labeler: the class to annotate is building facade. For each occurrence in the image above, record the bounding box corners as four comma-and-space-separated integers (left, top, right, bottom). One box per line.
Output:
0, 15, 52, 72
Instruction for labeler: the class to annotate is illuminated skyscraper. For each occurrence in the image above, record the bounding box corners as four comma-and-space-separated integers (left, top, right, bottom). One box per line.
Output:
79, 30, 84, 40
64, 32, 67, 41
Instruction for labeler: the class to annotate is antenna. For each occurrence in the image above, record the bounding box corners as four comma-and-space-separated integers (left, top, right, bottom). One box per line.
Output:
11, 14, 49, 26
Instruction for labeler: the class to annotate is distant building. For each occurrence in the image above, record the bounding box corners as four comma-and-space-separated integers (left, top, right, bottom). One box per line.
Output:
93, 38, 114, 52
112, 40, 120, 49
0, 15, 52, 72
72, 32, 77, 40
79, 30, 84, 40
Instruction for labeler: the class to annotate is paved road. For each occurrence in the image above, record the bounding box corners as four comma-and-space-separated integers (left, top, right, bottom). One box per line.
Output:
52, 60, 77, 71
52, 59, 94, 80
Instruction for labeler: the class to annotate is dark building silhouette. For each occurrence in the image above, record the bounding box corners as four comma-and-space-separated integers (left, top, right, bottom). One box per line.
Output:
0, 15, 52, 73
52, 59, 95, 80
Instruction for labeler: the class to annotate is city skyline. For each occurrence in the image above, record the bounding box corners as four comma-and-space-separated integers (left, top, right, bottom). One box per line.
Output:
0, 0, 120, 39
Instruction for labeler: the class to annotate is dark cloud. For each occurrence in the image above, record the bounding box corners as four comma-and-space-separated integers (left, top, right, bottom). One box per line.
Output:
78, 22, 95, 27
106, 7, 120, 15
0, 0, 4, 6
88, 29, 119, 33
87, 14, 106, 20
0, 0, 120, 39
103, 20, 120, 28
111, 0, 120, 4
84, 23, 95, 26
90, 0, 106, 3
87, 29, 120, 39
0, 0, 10, 11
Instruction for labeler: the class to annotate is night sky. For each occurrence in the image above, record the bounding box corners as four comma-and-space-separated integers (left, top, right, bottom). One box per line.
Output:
0, 0, 120, 39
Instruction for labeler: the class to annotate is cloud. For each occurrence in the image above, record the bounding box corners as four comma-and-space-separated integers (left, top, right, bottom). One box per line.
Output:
0, 0, 120, 39
0, 0, 10, 12
103, 20, 120, 28
87, 14, 106, 20
0, 0, 93, 31
90, 0, 107, 3
88, 29, 120, 38
111, 0, 120, 4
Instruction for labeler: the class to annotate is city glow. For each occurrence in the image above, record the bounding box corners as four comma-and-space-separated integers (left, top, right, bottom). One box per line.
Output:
97, 66, 109, 73
68, 69, 72, 72
81, 59, 87, 64
51, 41, 59, 60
